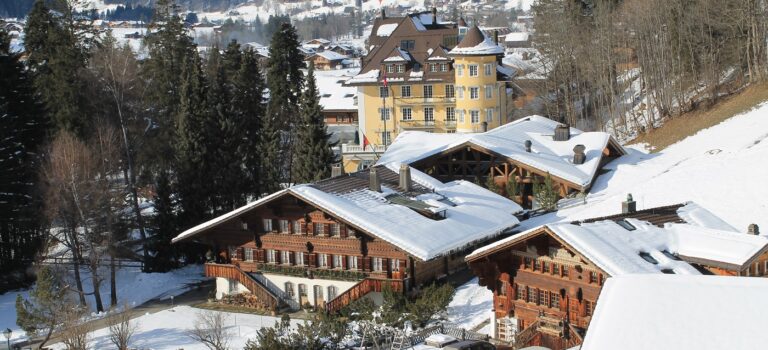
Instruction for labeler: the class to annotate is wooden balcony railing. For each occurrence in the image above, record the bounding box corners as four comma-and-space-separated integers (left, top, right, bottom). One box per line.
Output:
205, 263, 281, 312
325, 278, 404, 314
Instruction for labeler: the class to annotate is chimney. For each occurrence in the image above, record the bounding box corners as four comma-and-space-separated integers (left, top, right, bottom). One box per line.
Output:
381, 8, 386, 19
622, 193, 636, 214
331, 163, 345, 178
553, 124, 570, 141
369, 167, 382, 192
524, 140, 532, 153
572, 144, 586, 164
748, 223, 760, 235
399, 164, 412, 192
431, 7, 437, 26
458, 17, 467, 27
494, 30, 499, 45
482, 121, 488, 132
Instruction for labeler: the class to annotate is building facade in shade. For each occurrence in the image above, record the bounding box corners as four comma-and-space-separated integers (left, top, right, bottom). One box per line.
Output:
342, 9, 515, 172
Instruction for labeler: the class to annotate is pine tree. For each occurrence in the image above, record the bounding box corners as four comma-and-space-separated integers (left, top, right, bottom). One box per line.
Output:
147, 170, 178, 272
292, 63, 338, 184
486, 175, 500, 194
236, 48, 266, 197
16, 266, 71, 349
0, 24, 47, 280
534, 173, 558, 210
505, 174, 519, 200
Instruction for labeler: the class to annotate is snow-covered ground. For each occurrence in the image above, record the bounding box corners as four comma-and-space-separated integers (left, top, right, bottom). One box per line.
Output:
0, 265, 206, 343
46, 305, 305, 350
445, 278, 493, 334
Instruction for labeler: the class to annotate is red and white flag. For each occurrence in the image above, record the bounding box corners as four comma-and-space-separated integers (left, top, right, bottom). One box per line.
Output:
362, 133, 371, 151
381, 71, 388, 88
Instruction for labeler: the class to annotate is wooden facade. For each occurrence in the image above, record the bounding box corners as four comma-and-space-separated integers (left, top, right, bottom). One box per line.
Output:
410, 141, 623, 208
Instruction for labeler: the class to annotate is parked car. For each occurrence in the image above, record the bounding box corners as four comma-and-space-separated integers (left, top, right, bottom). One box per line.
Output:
442, 340, 496, 350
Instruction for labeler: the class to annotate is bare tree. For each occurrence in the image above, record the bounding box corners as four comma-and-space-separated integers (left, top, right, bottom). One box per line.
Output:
60, 305, 92, 350
108, 308, 138, 350
188, 311, 231, 350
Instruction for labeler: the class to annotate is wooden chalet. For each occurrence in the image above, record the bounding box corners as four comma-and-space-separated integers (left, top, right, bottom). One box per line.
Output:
376, 116, 625, 208
306, 51, 350, 70
173, 165, 522, 314
465, 199, 768, 350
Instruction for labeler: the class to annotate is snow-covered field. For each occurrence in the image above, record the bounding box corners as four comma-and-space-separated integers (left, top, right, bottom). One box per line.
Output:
445, 278, 493, 334
0, 265, 206, 343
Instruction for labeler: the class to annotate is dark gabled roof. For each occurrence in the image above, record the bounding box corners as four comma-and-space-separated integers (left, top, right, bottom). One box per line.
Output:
455, 25, 485, 48
574, 203, 687, 227
310, 165, 431, 196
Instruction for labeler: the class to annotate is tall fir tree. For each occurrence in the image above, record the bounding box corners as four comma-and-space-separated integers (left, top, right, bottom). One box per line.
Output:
263, 21, 304, 189
236, 48, 266, 198
292, 63, 337, 184
0, 24, 47, 282
147, 170, 178, 272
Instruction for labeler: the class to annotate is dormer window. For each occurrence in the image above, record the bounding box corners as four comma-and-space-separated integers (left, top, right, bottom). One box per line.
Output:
396, 64, 405, 73
441, 63, 449, 72
429, 63, 438, 72
400, 39, 415, 50
386, 64, 394, 73
413, 63, 421, 72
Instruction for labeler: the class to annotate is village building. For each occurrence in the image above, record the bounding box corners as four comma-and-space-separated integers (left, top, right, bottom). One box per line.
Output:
465, 200, 768, 349
374, 116, 625, 208
172, 165, 523, 314
314, 68, 359, 148
504, 32, 532, 49
306, 50, 352, 70
342, 9, 515, 171
580, 274, 768, 350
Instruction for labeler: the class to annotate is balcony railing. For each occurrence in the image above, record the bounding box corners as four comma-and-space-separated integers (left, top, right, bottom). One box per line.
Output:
341, 144, 387, 154
325, 278, 405, 313
399, 119, 458, 130
396, 95, 456, 105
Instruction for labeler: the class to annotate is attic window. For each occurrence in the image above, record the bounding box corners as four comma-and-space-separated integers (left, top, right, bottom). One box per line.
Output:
336, 79, 346, 84
661, 250, 681, 261
639, 252, 658, 265
386, 193, 446, 220
344, 93, 354, 98
322, 94, 332, 98
616, 219, 636, 231
661, 268, 675, 274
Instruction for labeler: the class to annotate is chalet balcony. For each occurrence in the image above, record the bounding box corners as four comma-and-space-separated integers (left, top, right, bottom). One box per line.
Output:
400, 119, 437, 130
396, 95, 456, 106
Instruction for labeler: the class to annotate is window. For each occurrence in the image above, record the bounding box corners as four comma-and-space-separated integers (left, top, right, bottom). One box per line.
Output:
533, 259, 541, 271
281, 251, 291, 265
386, 64, 394, 73
526, 286, 536, 303
348, 256, 358, 270
313, 223, 325, 235
485, 85, 493, 99
552, 263, 559, 275
538, 289, 547, 306
440, 63, 448, 72
396, 64, 405, 73
429, 63, 437, 72
401, 107, 412, 121
446, 107, 456, 121
379, 108, 391, 120
400, 39, 415, 50
279, 220, 290, 233
333, 254, 343, 269
562, 265, 569, 277
244, 248, 254, 261
285, 282, 295, 298
373, 257, 384, 271
516, 285, 524, 300
445, 84, 455, 98
423, 85, 433, 98
401, 85, 411, 97
413, 63, 421, 72
456, 64, 464, 76
390, 258, 401, 272
379, 86, 389, 98
469, 64, 478, 77
524, 257, 532, 269
262, 219, 273, 232
318, 253, 328, 268
298, 283, 307, 296
589, 271, 599, 284
639, 252, 658, 264
295, 251, 304, 266
486, 108, 494, 122
266, 249, 276, 263
470, 87, 479, 99
442, 34, 458, 47
381, 132, 391, 145
330, 223, 341, 237
585, 300, 594, 316
327, 285, 338, 299
542, 262, 550, 273
499, 281, 507, 296
457, 86, 464, 99
424, 107, 435, 122
551, 292, 560, 308
484, 63, 493, 76
458, 109, 465, 123
470, 110, 480, 124
292, 220, 302, 234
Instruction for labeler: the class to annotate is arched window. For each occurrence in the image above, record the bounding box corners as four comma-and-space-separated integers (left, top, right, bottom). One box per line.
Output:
328, 285, 338, 300
298, 283, 307, 297
285, 282, 295, 298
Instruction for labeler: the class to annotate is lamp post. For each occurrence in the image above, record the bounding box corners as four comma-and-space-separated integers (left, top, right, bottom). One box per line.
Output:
3, 328, 11, 350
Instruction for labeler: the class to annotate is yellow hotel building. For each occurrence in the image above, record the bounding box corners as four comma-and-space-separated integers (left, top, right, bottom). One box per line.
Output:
343, 9, 515, 172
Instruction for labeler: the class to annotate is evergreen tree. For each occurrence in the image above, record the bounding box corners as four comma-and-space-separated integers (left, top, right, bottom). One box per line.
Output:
486, 175, 500, 194
16, 266, 70, 349
147, 170, 178, 272
534, 173, 559, 210
236, 48, 266, 197
505, 174, 519, 200
0, 24, 47, 282
292, 63, 337, 184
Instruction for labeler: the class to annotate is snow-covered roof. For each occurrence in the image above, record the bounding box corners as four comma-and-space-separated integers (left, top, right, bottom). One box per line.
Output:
582, 274, 768, 350
376, 23, 399, 37
383, 47, 412, 62
504, 32, 531, 42
174, 166, 522, 261
449, 26, 504, 56
377, 116, 624, 189
313, 68, 358, 111
667, 223, 768, 268
345, 69, 380, 84
312, 50, 349, 61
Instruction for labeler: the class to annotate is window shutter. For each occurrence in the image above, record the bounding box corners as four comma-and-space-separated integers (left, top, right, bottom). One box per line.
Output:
383, 258, 390, 276
301, 222, 307, 234
309, 253, 317, 267
289, 252, 295, 265
364, 257, 372, 271
271, 219, 278, 232
340, 225, 348, 238
256, 249, 265, 262
325, 224, 331, 237
236, 247, 244, 260
276, 250, 282, 264
341, 255, 348, 269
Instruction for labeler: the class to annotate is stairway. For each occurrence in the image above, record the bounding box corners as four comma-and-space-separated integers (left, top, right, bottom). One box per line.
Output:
247, 272, 300, 310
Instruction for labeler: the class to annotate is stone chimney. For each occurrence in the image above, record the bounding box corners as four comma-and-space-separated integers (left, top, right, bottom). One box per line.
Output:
524, 140, 532, 153
431, 7, 437, 26
572, 144, 586, 165
622, 193, 637, 214
369, 167, 382, 192
553, 124, 570, 141
331, 163, 345, 178
399, 164, 412, 192
494, 30, 499, 45
381, 8, 386, 19
748, 223, 760, 235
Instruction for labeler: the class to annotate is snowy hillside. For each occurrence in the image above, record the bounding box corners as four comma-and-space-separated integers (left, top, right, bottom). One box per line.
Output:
521, 100, 768, 234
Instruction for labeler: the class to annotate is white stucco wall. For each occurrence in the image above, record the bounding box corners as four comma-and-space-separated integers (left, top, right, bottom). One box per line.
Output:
215, 277, 249, 299
261, 273, 359, 308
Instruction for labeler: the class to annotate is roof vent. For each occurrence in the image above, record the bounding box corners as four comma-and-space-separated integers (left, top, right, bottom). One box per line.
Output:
381, 8, 386, 19
399, 164, 412, 192
494, 30, 499, 45
572, 144, 586, 164
748, 223, 760, 235
622, 193, 636, 214
553, 124, 570, 141
331, 163, 345, 178
524, 140, 532, 153
369, 167, 382, 192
